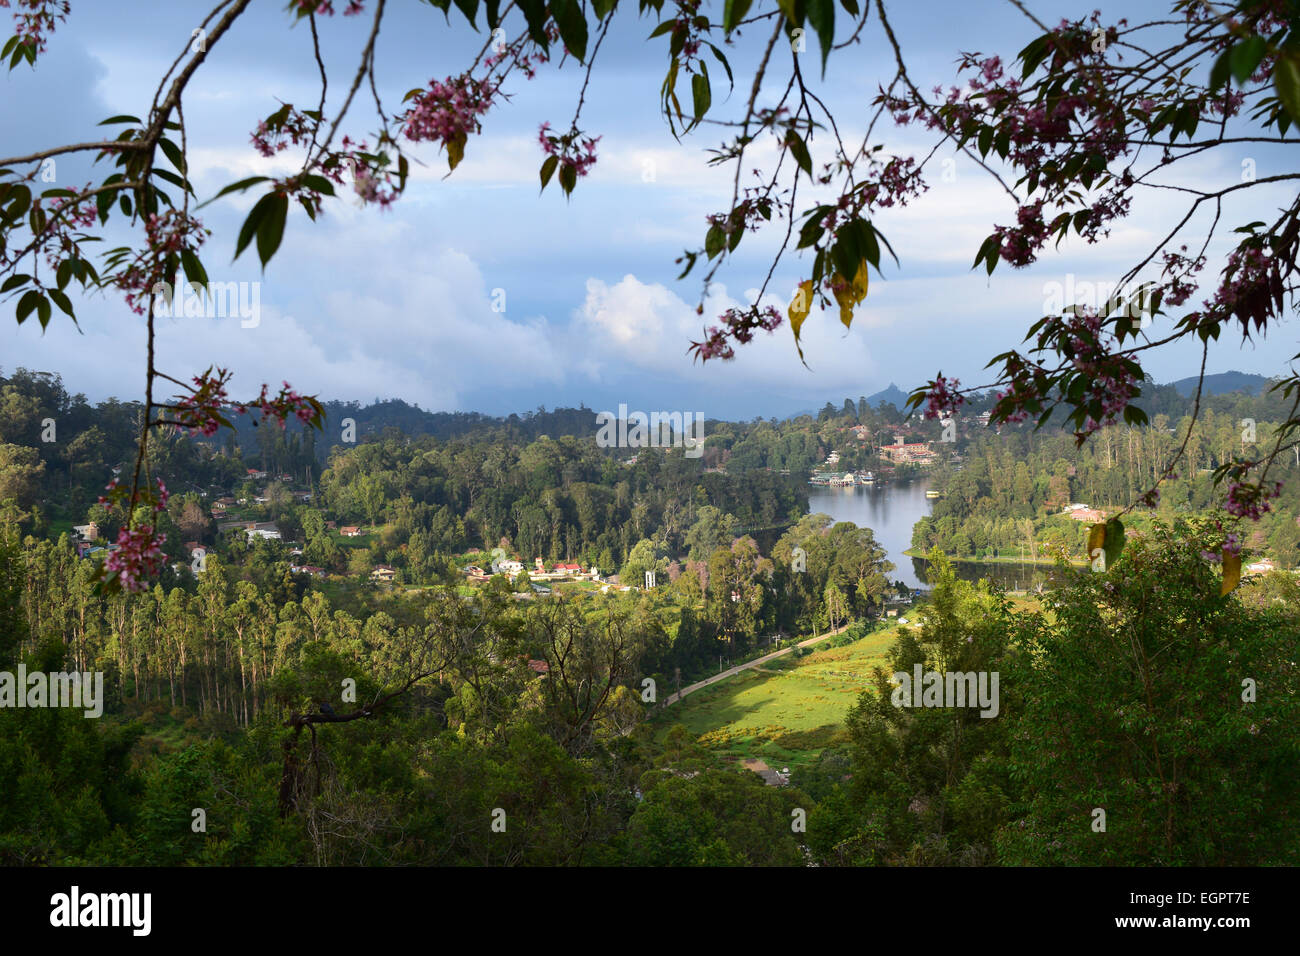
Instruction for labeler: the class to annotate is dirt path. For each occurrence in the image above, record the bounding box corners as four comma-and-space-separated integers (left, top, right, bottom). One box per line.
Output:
662, 624, 852, 707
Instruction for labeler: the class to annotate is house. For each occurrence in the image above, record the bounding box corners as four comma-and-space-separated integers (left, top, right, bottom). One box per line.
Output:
553, 562, 583, 574
464, 565, 488, 579
72, 522, 99, 543
1063, 507, 1107, 523
497, 559, 524, 576
370, 565, 396, 583
290, 564, 326, 577
246, 469, 267, 480
878, 435, 937, 465
849, 424, 871, 441
526, 659, 550, 675
1245, 559, 1276, 575
341, 526, 363, 537
245, 522, 282, 541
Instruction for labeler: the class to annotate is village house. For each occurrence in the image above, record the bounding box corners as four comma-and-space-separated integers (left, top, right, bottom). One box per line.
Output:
72, 522, 99, 543
244, 522, 282, 541
1063, 507, 1107, 523
340, 526, 363, 537
370, 565, 396, 583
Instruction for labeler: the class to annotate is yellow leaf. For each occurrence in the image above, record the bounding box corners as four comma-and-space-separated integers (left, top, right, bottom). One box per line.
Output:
831, 260, 869, 329
789, 279, 813, 342
833, 284, 855, 328
1087, 522, 1106, 556
850, 259, 869, 303
447, 132, 467, 172
1220, 552, 1241, 596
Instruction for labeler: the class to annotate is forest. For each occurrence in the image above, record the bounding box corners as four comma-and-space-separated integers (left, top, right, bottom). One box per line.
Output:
2, 367, 1298, 866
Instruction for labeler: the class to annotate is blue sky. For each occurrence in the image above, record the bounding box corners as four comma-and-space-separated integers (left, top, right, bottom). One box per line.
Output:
2, 0, 1293, 421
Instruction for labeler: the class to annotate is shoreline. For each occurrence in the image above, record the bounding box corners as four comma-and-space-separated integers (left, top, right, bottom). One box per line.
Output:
902, 548, 1088, 567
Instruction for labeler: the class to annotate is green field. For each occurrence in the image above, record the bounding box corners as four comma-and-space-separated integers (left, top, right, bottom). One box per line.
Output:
655, 623, 903, 770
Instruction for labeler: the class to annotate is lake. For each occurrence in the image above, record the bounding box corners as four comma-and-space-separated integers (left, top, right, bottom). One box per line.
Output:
805, 480, 1063, 592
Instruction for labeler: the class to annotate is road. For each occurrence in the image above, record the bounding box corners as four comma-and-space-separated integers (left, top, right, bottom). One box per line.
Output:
662, 623, 853, 707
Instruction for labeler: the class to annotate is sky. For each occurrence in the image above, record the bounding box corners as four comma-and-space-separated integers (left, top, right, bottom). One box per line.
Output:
1, 0, 1294, 422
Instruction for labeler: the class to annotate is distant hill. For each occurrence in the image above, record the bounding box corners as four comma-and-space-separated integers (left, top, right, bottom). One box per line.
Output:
866, 383, 910, 410
1168, 370, 1271, 397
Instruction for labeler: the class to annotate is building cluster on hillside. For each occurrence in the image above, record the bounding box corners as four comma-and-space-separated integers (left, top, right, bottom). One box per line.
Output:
878, 435, 937, 465
463, 557, 604, 584
1061, 504, 1108, 523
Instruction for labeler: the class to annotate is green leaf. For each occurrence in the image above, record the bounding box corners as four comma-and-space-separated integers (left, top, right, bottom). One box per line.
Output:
452, 0, 480, 27
15, 289, 40, 323
299, 174, 336, 197
705, 224, 725, 259
256, 193, 289, 268
691, 66, 711, 123
1275, 51, 1300, 125
1208, 49, 1232, 91
98, 114, 143, 126
723, 0, 753, 33
48, 288, 74, 318
158, 137, 187, 174
55, 259, 73, 290
592, 0, 617, 18
1229, 35, 1267, 85
805, 0, 834, 73
559, 161, 578, 196
706, 43, 734, 91
234, 193, 275, 262
0, 274, 30, 293
831, 235, 860, 281
181, 248, 208, 288
1018, 34, 1051, 79
516, 0, 550, 48
35, 293, 51, 328
4, 183, 31, 221
539, 154, 559, 191
550, 0, 589, 62
854, 219, 880, 270
785, 131, 812, 176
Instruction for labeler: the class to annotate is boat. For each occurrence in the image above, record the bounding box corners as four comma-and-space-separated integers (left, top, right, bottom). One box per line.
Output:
857, 471, 875, 484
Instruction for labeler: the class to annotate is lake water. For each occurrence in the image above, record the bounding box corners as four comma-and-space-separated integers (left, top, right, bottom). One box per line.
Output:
805, 480, 1062, 592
